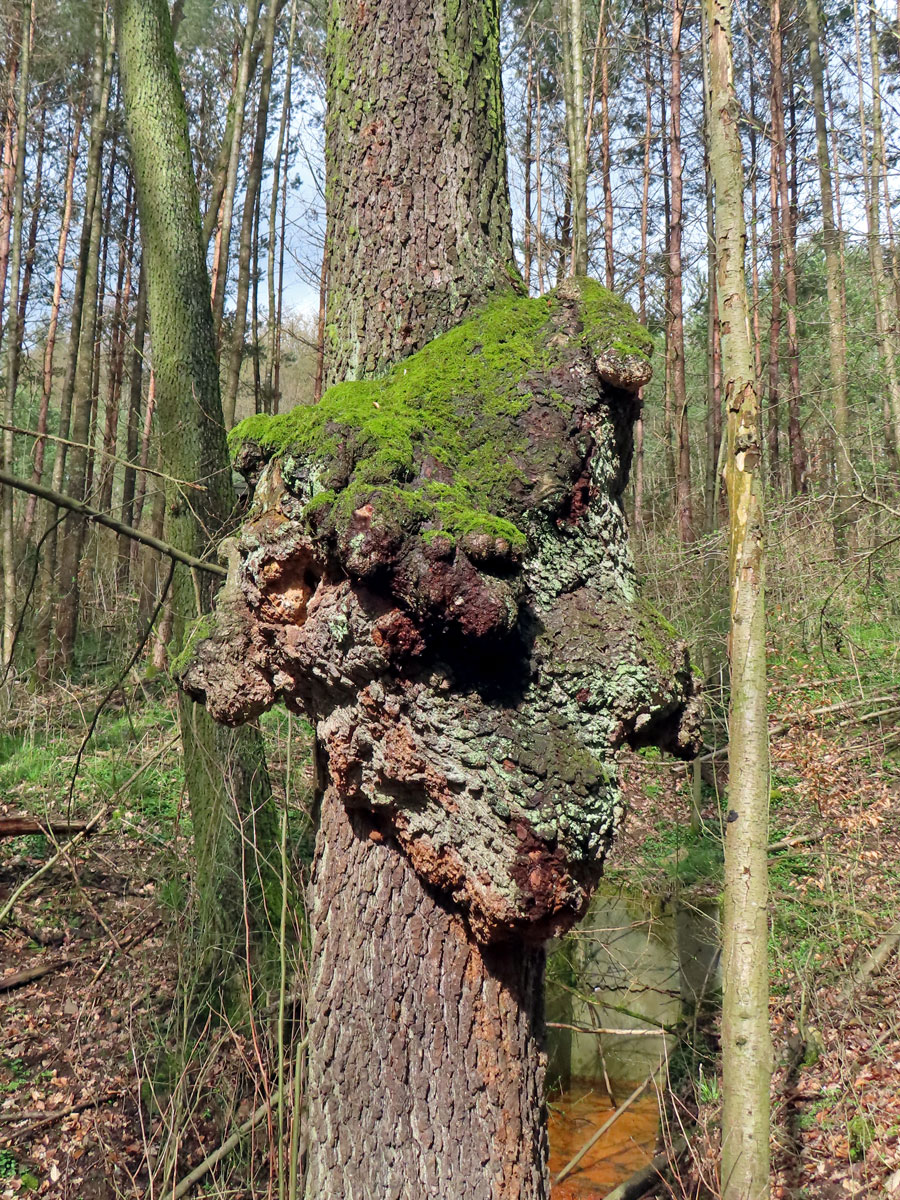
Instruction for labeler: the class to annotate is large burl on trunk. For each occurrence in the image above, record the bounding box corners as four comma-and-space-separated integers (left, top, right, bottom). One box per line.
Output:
178, 277, 700, 943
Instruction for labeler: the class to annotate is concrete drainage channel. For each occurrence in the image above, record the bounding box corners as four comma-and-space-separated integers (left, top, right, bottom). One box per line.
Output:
545, 886, 722, 1197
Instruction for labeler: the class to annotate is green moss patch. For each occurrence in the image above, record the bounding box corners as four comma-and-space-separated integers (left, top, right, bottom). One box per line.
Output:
230, 278, 648, 555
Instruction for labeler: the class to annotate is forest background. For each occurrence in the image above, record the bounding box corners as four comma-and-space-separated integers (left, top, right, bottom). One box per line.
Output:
0, 0, 899, 1198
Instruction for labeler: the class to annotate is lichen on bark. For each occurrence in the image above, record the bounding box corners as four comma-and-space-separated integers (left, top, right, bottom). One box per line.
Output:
178, 276, 700, 944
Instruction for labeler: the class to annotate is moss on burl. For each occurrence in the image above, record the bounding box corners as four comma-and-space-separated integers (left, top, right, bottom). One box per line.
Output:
229, 277, 650, 583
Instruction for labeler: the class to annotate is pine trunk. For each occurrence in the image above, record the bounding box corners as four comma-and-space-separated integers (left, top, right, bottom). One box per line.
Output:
1, 0, 30, 664
805, 0, 852, 551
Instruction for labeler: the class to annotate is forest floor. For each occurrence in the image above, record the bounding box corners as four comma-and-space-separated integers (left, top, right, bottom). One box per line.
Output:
1, 625, 899, 1198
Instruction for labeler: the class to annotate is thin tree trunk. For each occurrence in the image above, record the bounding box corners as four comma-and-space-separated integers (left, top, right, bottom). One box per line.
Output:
17, 98, 43, 336
767, 142, 783, 493
222, 0, 278, 428
770, 0, 807, 494
98, 174, 136, 514
33, 9, 112, 683
209, 0, 260, 343
862, 0, 900, 457
701, 2, 720, 533
55, 98, 117, 667
118, 256, 147, 580
599, 1, 613, 287
265, 0, 297, 414
23, 99, 84, 540
115, 0, 284, 1009
560, 0, 588, 276
668, 0, 693, 542
658, 22, 675, 488
1, 0, 31, 665
806, 0, 853, 552
704, 1, 772, 1196
523, 45, 534, 291
634, 0, 653, 531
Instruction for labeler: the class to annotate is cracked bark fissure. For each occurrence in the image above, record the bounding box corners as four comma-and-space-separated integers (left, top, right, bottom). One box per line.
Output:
178, 2, 700, 1195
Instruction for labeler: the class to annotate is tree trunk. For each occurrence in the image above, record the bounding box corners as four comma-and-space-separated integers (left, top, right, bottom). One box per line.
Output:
114, 0, 284, 1008
767, 142, 783, 493
209, 1, 260, 343
55, 106, 117, 667
305, 2, 546, 1189
770, 0, 807, 495
33, 7, 112, 682
560, 0, 588, 277
265, 0, 297, 414
704, 0, 772, 1195
222, 0, 278, 429
118, 256, 147, 580
805, 0, 852, 552
304, 790, 548, 1199
322, 0, 518, 386
1, 0, 31, 665
23, 97, 84, 542
668, 0, 693, 543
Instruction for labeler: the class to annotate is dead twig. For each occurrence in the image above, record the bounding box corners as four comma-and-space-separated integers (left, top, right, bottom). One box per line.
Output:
0, 735, 178, 924
554, 1073, 657, 1186
0, 1091, 121, 1142
600, 1135, 688, 1200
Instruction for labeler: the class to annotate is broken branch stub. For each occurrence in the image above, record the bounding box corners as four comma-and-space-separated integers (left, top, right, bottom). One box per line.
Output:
177, 278, 701, 943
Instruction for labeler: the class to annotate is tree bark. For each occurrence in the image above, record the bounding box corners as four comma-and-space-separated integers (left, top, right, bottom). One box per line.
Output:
222, 0, 278, 429
704, 0, 772, 1195
770, 0, 807, 495
805, 0, 852, 552
322, 0, 518, 386
1, 0, 31, 665
114, 0, 284, 1008
304, 791, 548, 1199
668, 0, 693, 543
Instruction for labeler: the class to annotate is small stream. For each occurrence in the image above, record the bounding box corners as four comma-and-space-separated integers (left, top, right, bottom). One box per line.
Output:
545, 885, 721, 1195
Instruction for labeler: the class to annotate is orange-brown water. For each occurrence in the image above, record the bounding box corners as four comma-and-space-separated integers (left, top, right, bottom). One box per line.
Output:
548, 1082, 660, 1199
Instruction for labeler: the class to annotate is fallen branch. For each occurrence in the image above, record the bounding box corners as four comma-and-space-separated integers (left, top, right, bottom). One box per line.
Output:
0, 1092, 121, 1143
546, 1021, 665, 1038
0, 817, 89, 839
0, 736, 178, 924
554, 1074, 657, 1186
838, 919, 900, 1006
601, 1136, 688, 1200
0, 468, 226, 577
767, 831, 825, 854
0, 957, 74, 992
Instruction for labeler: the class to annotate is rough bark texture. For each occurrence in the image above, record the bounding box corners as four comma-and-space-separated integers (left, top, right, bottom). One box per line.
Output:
180, 280, 700, 943
304, 789, 547, 1199
322, 0, 519, 385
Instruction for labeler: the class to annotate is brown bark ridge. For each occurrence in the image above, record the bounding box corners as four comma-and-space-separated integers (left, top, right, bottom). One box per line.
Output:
322, 0, 521, 386
304, 789, 547, 1198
